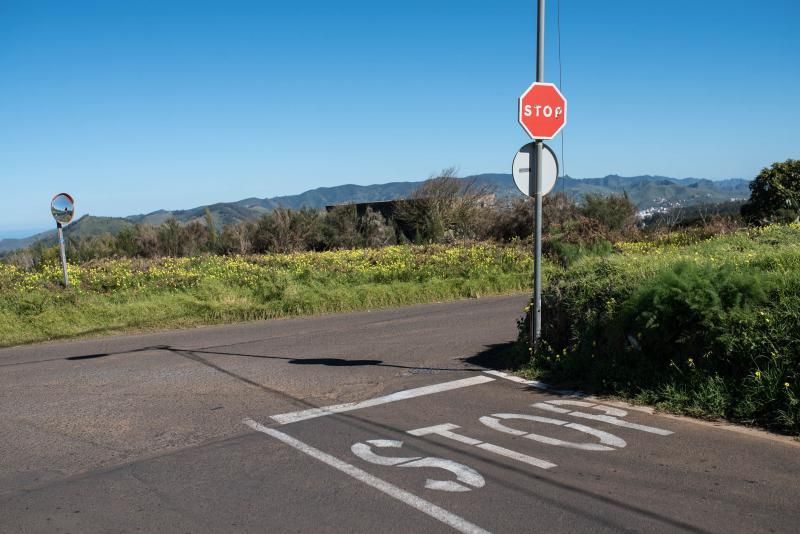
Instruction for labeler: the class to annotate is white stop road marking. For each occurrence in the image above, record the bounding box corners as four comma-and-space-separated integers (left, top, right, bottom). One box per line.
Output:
247, 373, 675, 534
532, 400, 674, 436
479, 413, 627, 450
243, 418, 490, 534
351, 439, 485, 492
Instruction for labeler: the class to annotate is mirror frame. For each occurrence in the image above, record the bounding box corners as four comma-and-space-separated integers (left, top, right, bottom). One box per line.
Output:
51, 193, 76, 224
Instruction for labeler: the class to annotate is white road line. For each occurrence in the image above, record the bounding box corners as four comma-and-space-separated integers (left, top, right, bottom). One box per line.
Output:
243, 418, 491, 534
483, 369, 579, 395
270, 375, 496, 425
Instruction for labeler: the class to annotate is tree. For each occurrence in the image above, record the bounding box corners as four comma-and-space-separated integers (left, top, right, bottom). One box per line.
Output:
219, 222, 253, 255
394, 168, 493, 243
483, 197, 534, 242
580, 193, 637, 233
115, 226, 138, 257
68, 234, 116, 261
204, 208, 218, 252
157, 218, 182, 256
252, 208, 323, 253
134, 224, 160, 257
741, 159, 800, 224
322, 205, 361, 249
181, 220, 209, 257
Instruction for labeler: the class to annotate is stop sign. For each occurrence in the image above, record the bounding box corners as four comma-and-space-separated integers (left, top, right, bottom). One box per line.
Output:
518, 82, 567, 139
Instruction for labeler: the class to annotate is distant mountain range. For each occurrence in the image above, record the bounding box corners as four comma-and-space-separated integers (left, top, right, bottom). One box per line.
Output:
0, 173, 751, 253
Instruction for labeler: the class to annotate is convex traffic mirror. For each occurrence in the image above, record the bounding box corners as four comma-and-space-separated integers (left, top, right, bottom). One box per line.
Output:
51, 193, 75, 225
50, 192, 75, 287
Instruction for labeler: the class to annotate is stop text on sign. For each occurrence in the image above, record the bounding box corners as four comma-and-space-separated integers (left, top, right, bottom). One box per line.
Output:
518, 82, 567, 140
522, 104, 563, 119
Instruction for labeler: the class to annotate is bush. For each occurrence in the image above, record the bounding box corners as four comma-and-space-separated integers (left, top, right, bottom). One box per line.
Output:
483, 197, 535, 242
394, 168, 493, 243
581, 193, 637, 233
219, 222, 254, 255
321, 205, 361, 249
252, 208, 324, 253
544, 238, 613, 268
517, 224, 800, 434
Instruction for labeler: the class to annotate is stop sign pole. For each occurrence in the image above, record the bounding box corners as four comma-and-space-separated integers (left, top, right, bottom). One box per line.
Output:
517, 0, 566, 348
514, 0, 567, 351
532, 0, 546, 348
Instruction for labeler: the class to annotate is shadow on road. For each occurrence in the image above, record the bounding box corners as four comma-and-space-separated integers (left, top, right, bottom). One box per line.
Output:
461, 341, 517, 368
287, 358, 382, 366
63, 345, 169, 361
56, 343, 478, 374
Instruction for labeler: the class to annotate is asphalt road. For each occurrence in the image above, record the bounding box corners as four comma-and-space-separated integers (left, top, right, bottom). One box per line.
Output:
1, 294, 798, 533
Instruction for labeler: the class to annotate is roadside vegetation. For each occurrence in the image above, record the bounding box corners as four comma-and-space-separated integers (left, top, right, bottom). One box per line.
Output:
510, 223, 800, 435
2, 159, 798, 434
503, 160, 800, 435
0, 244, 539, 347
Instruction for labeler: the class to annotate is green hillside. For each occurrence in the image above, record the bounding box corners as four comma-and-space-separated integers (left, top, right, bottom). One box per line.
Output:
2, 216, 136, 252
0, 174, 750, 253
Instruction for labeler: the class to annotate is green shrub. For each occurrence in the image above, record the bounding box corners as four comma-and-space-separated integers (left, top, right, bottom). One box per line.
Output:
517, 223, 800, 434
581, 193, 637, 232
545, 238, 613, 268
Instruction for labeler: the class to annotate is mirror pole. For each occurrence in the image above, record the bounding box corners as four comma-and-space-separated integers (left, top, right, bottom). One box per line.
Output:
57, 222, 69, 287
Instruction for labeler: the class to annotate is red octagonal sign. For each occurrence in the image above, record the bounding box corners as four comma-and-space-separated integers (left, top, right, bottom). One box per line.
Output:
518, 82, 567, 139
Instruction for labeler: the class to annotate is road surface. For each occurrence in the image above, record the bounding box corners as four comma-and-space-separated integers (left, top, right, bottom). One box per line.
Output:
1, 295, 797, 533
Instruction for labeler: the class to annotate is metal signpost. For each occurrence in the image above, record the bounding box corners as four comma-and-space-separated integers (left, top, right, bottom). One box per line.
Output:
516, 0, 567, 348
50, 193, 75, 287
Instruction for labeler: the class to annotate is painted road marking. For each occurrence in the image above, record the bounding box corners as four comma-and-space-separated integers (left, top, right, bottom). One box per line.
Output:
243, 418, 491, 534
270, 375, 495, 425
351, 440, 420, 466
485, 370, 674, 436
483, 369, 579, 395
249, 373, 675, 530
532, 401, 673, 436
408, 423, 557, 470
541, 399, 628, 417
479, 414, 626, 451
351, 439, 485, 493
400, 458, 484, 492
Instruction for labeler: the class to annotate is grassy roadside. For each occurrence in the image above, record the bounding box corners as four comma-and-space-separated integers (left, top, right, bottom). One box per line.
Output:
0, 244, 545, 347
494, 223, 800, 435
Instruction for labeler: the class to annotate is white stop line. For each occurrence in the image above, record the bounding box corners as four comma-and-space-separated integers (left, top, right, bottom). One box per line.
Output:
270, 375, 495, 425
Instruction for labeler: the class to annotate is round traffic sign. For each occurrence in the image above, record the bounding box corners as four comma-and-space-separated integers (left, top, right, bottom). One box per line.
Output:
51, 193, 75, 224
512, 143, 559, 197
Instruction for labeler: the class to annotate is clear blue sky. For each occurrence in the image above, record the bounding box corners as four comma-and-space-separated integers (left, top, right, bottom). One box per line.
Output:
1, 0, 798, 238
